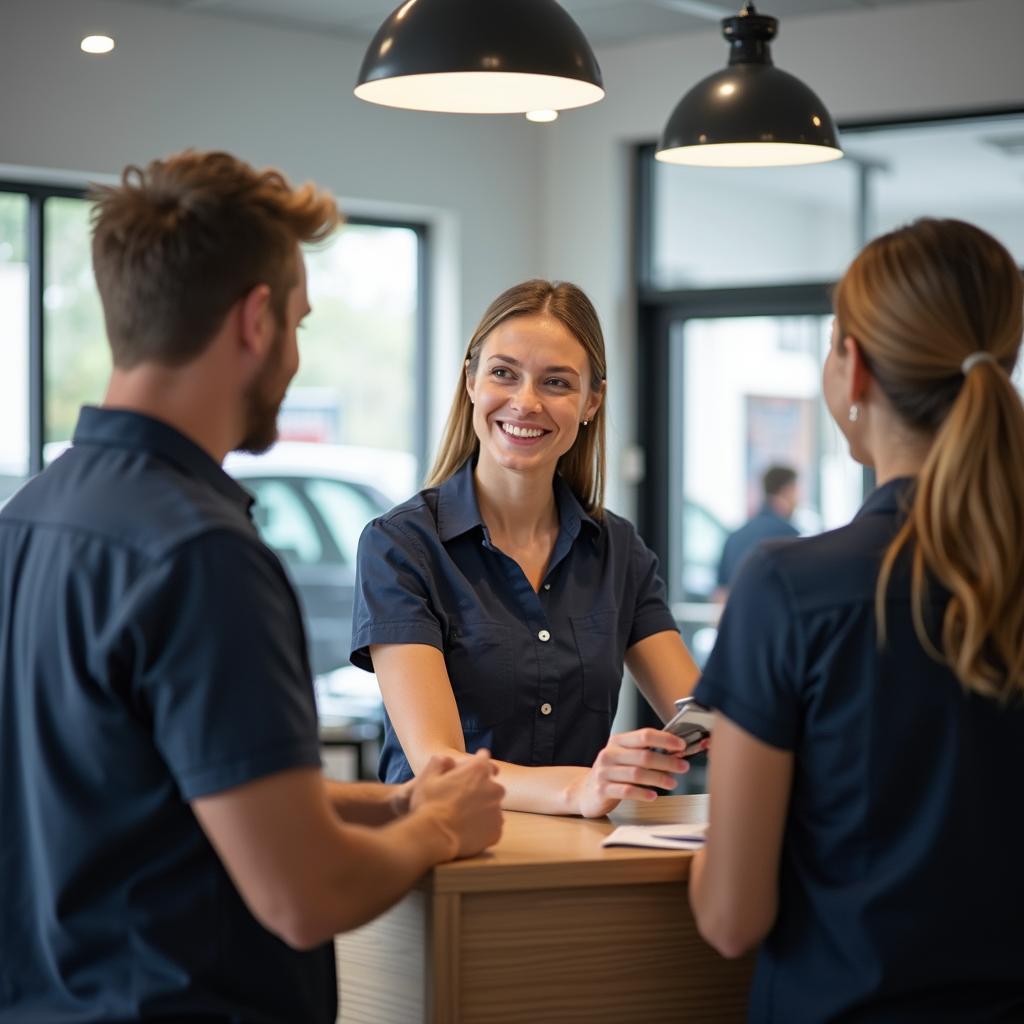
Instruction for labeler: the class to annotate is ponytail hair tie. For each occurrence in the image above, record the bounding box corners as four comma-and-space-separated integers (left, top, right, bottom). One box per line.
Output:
961, 351, 999, 375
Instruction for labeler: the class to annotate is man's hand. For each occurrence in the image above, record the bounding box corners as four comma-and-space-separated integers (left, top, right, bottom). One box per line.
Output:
570, 728, 693, 819
411, 749, 504, 859
389, 753, 457, 817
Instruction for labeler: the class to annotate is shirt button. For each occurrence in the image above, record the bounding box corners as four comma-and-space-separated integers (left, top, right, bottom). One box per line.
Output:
543, 583, 551, 591
540, 702, 553, 716
538, 629, 551, 642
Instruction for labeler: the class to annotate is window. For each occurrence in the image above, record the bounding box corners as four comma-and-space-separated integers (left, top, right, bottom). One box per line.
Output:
0, 180, 429, 491
0, 192, 29, 502
44, 196, 109, 446
294, 224, 423, 459
636, 108, 1024, 687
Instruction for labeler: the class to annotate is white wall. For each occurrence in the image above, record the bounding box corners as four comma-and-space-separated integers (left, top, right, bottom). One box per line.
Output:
539, 0, 1024, 515
1, 0, 547, 446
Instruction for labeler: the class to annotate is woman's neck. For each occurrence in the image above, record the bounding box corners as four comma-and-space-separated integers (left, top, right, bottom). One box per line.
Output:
861, 407, 932, 486
473, 459, 559, 545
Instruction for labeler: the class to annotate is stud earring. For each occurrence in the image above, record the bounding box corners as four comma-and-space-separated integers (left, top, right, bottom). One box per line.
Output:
582, 420, 589, 427
848, 404, 859, 423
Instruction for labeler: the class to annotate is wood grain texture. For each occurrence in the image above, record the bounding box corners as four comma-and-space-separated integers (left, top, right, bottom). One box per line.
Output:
428, 893, 461, 1024
431, 795, 707, 894
457, 883, 754, 1024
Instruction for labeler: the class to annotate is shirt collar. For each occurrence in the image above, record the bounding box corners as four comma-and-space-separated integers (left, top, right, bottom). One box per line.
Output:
436, 458, 485, 541
553, 471, 600, 542
436, 456, 600, 543
72, 406, 254, 512
854, 475, 915, 521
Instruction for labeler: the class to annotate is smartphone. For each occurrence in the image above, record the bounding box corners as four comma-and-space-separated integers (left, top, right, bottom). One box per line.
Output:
662, 697, 715, 754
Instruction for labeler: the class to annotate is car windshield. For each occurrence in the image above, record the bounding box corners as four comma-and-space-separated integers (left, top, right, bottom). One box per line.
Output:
303, 478, 384, 565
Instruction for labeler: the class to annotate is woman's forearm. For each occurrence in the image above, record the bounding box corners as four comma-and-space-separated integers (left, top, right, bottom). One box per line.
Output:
408, 743, 588, 815
491, 760, 590, 815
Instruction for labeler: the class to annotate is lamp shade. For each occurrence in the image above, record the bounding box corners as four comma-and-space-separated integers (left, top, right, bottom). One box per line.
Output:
355, 0, 604, 114
656, 3, 841, 167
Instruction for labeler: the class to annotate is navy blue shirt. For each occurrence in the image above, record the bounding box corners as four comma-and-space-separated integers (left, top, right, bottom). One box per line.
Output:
695, 479, 1024, 1023
716, 503, 798, 588
0, 408, 335, 1024
351, 458, 678, 783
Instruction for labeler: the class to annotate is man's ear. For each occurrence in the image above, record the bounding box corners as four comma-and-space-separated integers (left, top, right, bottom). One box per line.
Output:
238, 283, 274, 359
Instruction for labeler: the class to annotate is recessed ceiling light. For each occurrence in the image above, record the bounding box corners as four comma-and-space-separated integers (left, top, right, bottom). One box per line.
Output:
526, 110, 559, 123
81, 35, 115, 55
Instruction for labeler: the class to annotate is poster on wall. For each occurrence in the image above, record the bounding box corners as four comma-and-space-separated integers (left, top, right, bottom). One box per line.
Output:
744, 395, 818, 518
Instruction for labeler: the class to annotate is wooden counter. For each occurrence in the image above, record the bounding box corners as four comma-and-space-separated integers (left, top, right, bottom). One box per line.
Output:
335, 795, 754, 1023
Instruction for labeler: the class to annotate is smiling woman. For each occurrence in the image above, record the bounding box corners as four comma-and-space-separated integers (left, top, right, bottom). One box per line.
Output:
350, 279, 703, 817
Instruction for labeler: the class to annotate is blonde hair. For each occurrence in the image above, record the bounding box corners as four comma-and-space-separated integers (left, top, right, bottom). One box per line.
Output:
834, 218, 1024, 699
426, 279, 607, 518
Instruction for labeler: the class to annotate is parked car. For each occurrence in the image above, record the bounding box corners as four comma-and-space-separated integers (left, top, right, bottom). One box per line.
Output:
223, 442, 417, 680
681, 499, 728, 601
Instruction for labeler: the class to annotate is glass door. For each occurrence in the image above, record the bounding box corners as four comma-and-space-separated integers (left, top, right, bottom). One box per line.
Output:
667, 313, 864, 666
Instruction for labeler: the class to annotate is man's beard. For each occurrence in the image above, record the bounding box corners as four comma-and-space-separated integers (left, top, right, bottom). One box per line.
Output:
237, 327, 288, 454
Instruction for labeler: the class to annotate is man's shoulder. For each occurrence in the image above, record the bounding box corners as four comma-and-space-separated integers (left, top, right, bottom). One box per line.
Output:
3, 443, 259, 562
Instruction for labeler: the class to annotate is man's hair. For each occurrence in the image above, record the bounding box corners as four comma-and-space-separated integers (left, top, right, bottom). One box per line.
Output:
762, 464, 797, 498
89, 150, 340, 369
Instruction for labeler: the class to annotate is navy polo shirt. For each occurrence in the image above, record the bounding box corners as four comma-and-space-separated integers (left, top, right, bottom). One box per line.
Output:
0, 407, 335, 1024
716, 503, 798, 588
350, 458, 678, 783
695, 478, 1024, 1022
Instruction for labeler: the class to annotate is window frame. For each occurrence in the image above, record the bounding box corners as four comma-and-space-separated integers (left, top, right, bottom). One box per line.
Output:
0, 180, 432, 477
631, 104, 1024, 725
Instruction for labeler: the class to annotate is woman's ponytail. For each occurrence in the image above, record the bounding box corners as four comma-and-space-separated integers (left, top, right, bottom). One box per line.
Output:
837, 219, 1024, 700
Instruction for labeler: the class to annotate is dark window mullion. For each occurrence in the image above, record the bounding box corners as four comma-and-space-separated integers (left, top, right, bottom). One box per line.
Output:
27, 194, 45, 475
414, 224, 430, 482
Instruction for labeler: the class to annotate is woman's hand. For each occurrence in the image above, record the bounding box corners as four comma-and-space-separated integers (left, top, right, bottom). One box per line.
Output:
569, 728, 694, 819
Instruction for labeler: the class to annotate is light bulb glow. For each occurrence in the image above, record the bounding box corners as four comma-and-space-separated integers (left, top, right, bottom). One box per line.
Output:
526, 109, 558, 123
355, 72, 603, 114
81, 35, 115, 54
655, 141, 843, 168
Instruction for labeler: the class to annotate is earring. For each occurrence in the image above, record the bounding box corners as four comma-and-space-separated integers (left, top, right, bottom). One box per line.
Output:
848, 404, 859, 423
582, 420, 589, 427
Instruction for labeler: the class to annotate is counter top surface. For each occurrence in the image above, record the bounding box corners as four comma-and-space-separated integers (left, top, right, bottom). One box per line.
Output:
429, 793, 708, 894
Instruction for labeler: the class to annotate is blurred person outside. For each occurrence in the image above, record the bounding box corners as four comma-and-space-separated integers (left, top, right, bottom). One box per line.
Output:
714, 463, 799, 603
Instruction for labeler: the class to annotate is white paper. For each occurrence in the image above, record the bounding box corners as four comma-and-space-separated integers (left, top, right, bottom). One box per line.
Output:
601, 821, 708, 850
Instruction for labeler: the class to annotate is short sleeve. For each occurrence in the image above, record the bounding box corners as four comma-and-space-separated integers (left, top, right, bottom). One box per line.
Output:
626, 525, 679, 648
349, 516, 444, 672
129, 532, 322, 801
694, 546, 803, 751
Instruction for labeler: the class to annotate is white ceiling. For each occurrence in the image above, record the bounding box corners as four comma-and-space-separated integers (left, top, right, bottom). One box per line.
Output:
119, 0, 956, 47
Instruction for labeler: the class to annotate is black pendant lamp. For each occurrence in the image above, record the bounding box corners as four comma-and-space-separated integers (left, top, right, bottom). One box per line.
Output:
656, 2, 841, 167
355, 0, 604, 115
